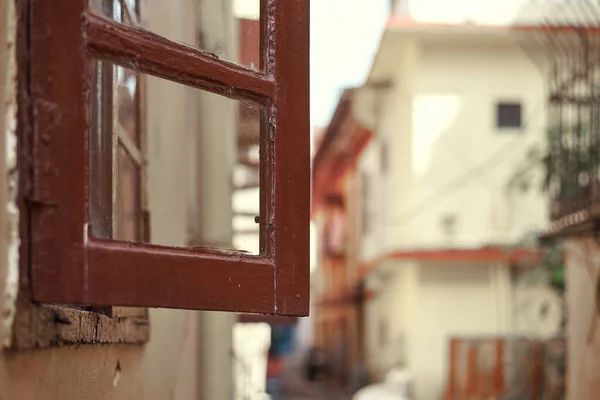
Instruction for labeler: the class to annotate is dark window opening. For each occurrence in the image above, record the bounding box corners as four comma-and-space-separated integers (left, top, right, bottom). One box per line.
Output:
496, 102, 522, 129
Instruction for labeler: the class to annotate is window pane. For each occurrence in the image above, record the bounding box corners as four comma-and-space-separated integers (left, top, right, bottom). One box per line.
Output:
89, 63, 264, 255
89, 0, 262, 71
115, 147, 142, 242
89, 0, 139, 26
90, 60, 117, 239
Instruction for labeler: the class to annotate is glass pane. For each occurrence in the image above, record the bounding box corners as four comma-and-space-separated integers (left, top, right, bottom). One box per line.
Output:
89, 0, 262, 71
115, 147, 142, 241
90, 60, 116, 239
89, 63, 264, 255
90, 60, 141, 240
89, 0, 139, 26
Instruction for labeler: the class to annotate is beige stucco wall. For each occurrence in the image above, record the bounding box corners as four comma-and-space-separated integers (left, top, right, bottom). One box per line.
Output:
364, 260, 419, 379
0, 313, 198, 399
365, 260, 513, 399
409, 39, 547, 249
359, 32, 548, 258
564, 238, 600, 400
0, 1, 237, 399
412, 263, 512, 400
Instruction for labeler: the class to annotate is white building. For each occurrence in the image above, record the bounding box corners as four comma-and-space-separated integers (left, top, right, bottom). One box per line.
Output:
351, 2, 553, 398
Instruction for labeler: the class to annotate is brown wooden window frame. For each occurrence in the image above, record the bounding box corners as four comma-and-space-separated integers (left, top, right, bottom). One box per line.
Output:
25, 0, 309, 316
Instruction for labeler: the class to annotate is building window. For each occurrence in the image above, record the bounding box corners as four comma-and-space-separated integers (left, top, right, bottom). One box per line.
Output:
496, 102, 522, 129
22, 1, 309, 316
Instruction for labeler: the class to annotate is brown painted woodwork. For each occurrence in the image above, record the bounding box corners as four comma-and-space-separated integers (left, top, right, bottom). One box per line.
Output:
465, 346, 478, 397
85, 13, 275, 102
445, 338, 565, 399
270, 0, 310, 316
446, 339, 458, 400
12, 0, 148, 348
24, 0, 309, 315
237, 314, 297, 325
85, 240, 274, 310
494, 340, 505, 394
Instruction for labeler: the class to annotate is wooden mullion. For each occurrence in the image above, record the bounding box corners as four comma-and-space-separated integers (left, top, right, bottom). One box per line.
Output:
30, 0, 89, 304
84, 12, 276, 104
111, 0, 147, 320
85, 239, 275, 312
270, 0, 310, 316
259, 0, 269, 256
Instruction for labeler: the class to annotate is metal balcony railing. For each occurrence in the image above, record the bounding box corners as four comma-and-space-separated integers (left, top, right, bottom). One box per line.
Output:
520, 1, 600, 231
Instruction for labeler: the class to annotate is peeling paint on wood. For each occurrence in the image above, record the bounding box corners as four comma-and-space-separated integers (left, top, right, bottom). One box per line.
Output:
7, 298, 149, 350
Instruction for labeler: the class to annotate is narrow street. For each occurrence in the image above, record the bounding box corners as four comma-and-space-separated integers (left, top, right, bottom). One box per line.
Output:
281, 357, 351, 400
283, 377, 350, 400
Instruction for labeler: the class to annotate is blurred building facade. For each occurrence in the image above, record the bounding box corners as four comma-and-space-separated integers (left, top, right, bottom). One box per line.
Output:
312, 89, 374, 389
312, 3, 557, 399
525, 1, 600, 398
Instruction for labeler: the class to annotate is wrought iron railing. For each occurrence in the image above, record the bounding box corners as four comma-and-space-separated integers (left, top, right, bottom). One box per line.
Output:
534, 3, 600, 224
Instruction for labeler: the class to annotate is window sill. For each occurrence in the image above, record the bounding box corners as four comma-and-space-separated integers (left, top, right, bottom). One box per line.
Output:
6, 295, 149, 350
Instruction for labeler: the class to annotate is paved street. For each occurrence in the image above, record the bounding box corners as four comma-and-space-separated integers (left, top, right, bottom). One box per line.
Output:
283, 377, 351, 400
281, 347, 352, 399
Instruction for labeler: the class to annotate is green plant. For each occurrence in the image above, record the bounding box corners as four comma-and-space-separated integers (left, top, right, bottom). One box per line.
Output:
506, 123, 600, 198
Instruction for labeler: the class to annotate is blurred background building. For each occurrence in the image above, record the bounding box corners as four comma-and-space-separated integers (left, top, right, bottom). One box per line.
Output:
311, 0, 581, 399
